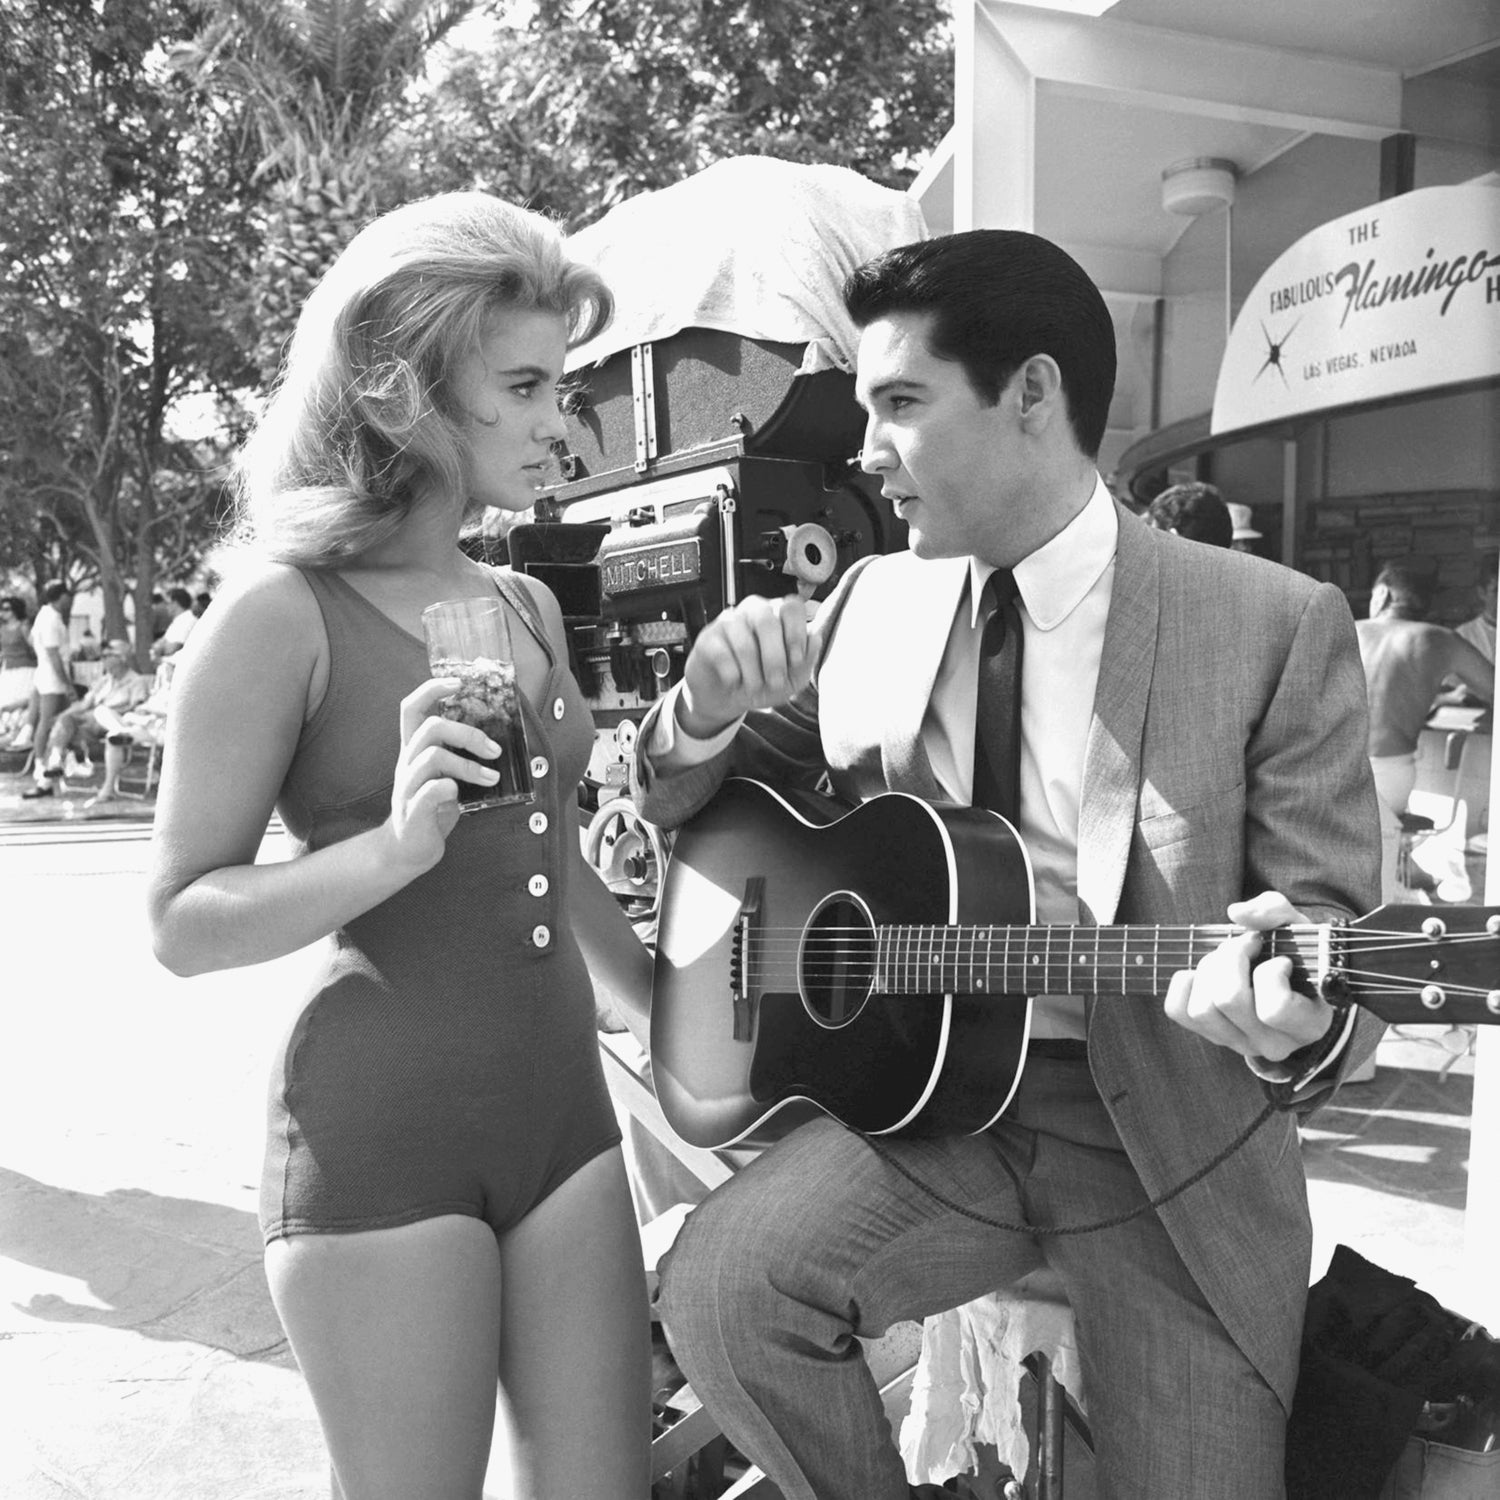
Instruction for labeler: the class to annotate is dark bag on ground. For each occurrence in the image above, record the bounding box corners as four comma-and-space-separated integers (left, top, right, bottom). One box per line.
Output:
1285, 1245, 1499, 1500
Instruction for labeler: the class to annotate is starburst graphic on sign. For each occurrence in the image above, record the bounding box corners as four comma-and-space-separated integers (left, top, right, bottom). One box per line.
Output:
1255, 319, 1300, 387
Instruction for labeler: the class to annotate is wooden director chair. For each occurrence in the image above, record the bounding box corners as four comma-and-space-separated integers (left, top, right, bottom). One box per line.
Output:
599, 1029, 1089, 1499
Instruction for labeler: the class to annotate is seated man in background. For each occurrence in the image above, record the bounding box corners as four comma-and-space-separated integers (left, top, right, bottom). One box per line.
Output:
86, 658, 175, 808
1145, 479, 1233, 548
1356, 560, 1493, 901
24, 639, 150, 800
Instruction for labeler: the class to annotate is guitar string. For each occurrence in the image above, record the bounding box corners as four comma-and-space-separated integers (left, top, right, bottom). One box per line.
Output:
745, 933, 1499, 954
734, 926, 1495, 946
745, 936, 1497, 970
745, 946, 1499, 967
736, 938, 1496, 959
744, 966, 1494, 1002
853, 1100, 1281, 1239
749, 974, 1495, 1003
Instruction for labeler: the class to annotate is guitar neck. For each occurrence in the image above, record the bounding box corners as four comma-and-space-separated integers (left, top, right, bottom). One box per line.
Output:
875, 922, 1330, 996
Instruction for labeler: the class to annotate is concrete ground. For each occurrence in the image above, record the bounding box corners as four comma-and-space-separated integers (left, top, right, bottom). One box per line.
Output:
0, 783, 1484, 1498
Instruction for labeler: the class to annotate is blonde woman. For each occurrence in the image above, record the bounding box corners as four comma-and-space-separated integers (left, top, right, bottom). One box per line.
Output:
147, 194, 652, 1499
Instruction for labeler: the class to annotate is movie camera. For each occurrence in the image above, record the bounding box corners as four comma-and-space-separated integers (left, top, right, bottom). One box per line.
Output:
506, 329, 905, 916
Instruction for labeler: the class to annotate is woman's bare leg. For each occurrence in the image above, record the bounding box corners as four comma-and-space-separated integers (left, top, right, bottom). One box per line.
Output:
265, 1214, 502, 1500
497, 1147, 652, 1500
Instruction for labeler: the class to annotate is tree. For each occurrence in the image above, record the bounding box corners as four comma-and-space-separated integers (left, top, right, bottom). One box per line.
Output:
175, 0, 481, 383
0, 0, 259, 653
395, 0, 952, 231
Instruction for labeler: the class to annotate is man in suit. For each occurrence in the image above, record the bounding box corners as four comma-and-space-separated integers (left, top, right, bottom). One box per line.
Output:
631, 230, 1381, 1499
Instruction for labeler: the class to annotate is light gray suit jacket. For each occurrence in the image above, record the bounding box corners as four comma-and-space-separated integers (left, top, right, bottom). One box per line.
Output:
634, 506, 1382, 1407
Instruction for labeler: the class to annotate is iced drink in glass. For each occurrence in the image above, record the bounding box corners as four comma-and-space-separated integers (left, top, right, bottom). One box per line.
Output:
421, 597, 536, 812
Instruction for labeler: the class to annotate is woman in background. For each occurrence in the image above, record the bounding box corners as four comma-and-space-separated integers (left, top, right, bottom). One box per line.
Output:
147, 193, 652, 1500
0, 595, 37, 747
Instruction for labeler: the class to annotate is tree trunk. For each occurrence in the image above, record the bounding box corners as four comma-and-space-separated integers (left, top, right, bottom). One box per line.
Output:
131, 535, 157, 675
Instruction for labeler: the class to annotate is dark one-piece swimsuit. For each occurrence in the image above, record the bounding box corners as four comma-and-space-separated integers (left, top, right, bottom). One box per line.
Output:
260, 566, 619, 1243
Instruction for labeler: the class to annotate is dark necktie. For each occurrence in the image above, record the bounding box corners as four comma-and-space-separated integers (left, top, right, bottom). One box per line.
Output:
972, 569, 1024, 822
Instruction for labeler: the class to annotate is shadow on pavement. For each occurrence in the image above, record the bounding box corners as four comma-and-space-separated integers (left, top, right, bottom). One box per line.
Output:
1, 1166, 288, 1362
1300, 1055, 1474, 1209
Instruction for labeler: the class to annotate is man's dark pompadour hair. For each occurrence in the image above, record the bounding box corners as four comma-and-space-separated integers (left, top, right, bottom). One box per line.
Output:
843, 230, 1117, 459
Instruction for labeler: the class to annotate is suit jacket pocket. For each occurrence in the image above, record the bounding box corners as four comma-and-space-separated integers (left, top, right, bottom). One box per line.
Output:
1131, 783, 1246, 914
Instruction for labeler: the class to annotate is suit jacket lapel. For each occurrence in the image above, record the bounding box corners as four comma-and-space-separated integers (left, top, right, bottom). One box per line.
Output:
1076, 508, 1159, 926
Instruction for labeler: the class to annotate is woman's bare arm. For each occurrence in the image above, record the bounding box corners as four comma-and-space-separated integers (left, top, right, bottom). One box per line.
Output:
147, 565, 495, 976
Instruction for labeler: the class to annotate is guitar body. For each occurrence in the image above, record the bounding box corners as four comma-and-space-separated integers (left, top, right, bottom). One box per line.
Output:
651, 778, 1035, 1148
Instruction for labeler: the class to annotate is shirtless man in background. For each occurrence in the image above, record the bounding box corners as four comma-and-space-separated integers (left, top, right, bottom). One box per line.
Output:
1356, 559, 1492, 899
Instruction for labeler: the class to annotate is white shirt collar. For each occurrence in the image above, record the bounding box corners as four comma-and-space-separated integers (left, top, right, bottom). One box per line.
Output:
966, 474, 1118, 631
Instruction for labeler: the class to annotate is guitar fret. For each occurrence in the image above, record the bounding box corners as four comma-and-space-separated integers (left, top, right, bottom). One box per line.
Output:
866, 917, 1372, 1002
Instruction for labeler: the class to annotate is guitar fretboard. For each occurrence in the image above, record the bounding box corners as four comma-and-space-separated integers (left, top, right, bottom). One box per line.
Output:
874, 923, 1329, 996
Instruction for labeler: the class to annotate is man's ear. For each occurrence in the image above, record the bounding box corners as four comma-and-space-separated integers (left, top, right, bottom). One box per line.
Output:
1016, 354, 1064, 431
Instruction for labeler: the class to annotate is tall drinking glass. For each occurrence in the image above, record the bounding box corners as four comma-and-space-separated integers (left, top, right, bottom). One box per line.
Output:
421, 596, 535, 811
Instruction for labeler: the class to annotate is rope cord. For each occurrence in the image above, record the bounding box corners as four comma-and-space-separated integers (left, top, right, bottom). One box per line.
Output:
852, 1098, 1280, 1238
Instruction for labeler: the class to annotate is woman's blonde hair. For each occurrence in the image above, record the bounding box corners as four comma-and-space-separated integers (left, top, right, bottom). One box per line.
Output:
233, 192, 611, 568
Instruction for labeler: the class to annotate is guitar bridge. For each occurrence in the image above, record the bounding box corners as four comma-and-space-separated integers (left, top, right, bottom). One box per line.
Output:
731, 877, 764, 1041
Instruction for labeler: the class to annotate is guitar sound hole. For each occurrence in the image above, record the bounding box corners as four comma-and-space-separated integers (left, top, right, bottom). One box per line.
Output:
801, 893, 877, 1028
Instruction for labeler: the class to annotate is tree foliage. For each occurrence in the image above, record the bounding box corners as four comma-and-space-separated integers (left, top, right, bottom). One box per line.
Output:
0, 0, 951, 626
173, 0, 480, 381
395, 0, 952, 230
0, 0, 258, 646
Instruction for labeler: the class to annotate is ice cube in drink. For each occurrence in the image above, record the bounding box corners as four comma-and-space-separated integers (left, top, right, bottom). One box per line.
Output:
435, 656, 534, 810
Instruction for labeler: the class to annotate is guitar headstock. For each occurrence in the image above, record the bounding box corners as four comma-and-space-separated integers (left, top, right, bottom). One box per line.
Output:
1339, 905, 1500, 1026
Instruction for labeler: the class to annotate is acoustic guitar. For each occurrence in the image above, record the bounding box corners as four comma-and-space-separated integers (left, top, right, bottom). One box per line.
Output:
649, 777, 1500, 1150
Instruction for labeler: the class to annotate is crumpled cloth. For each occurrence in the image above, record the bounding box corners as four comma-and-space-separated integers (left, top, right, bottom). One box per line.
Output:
900, 1276, 1087, 1487
565, 155, 928, 376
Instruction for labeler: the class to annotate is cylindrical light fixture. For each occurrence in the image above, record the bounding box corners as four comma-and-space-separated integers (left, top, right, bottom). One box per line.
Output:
1161, 157, 1238, 216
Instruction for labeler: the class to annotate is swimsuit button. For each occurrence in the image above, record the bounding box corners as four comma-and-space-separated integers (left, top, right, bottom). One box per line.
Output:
528, 874, 549, 897
552, 697, 565, 720
532, 924, 551, 948
530, 755, 548, 778
529, 811, 548, 835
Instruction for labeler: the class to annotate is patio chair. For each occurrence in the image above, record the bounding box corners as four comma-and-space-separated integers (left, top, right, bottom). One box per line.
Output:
111, 729, 165, 800
111, 660, 174, 801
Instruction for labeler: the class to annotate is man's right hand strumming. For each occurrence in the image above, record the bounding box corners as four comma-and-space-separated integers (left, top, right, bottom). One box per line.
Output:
676, 594, 822, 738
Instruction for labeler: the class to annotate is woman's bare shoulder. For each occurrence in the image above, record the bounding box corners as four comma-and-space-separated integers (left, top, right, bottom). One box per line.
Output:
175, 560, 328, 706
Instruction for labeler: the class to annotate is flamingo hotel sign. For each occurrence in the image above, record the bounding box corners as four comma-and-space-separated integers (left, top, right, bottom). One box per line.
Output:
1211, 183, 1500, 435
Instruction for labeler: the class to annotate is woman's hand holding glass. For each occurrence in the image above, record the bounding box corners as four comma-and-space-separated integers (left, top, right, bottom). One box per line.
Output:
388, 677, 503, 872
